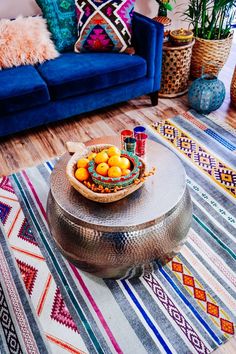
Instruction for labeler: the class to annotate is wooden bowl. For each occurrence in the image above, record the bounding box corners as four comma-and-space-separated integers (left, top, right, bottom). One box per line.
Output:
66, 143, 146, 203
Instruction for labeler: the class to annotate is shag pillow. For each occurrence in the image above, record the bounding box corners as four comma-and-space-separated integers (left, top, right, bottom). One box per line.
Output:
36, 0, 77, 52
75, 0, 135, 53
0, 16, 59, 70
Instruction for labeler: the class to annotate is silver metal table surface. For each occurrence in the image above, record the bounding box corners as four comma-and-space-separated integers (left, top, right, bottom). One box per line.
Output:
47, 136, 192, 279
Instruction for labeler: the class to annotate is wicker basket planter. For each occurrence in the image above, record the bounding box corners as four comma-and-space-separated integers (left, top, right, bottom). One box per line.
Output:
190, 33, 234, 79
160, 40, 195, 98
230, 66, 236, 108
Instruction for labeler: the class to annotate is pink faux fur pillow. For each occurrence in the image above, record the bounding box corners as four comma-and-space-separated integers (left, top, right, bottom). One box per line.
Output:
0, 16, 59, 69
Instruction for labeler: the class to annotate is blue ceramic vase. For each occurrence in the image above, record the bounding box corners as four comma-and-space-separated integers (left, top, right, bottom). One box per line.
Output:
188, 74, 225, 114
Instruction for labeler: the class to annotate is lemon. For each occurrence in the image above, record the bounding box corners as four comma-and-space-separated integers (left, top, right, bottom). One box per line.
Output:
121, 168, 131, 176
108, 155, 121, 167
96, 162, 109, 176
95, 151, 109, 164
77, 158, 89, 169
75, 168, 89, 181
119, 157, 131, 170
108, 166, 122, 178
108, 146, 121, 157
88, 152, 97, 161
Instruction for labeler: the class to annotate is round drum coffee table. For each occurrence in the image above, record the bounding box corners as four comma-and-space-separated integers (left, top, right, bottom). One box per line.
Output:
47, 136, 192, 279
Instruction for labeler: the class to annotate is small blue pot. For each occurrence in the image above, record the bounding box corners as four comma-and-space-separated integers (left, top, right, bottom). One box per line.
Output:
188, 74, 225, 114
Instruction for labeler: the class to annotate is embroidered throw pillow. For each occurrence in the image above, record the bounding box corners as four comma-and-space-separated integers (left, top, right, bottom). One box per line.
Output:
36, 0, 77, 52
75, 0, 135, 53
0, 16, 59, 70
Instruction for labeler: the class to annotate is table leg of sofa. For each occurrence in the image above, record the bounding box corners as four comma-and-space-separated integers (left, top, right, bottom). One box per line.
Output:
150, 91, 159, 106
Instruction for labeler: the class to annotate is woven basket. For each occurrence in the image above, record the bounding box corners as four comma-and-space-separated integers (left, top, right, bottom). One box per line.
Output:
66, 143, 146, 203
190, 33, 233, 79
230, 66, 236, 107
160, 40, 195, 98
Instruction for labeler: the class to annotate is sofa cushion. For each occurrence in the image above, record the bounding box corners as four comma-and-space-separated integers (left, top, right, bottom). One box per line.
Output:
37, 52, 147, 100
0, 65, 50, 115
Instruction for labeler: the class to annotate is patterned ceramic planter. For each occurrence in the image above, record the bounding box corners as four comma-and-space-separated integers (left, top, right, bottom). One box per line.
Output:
88, 150, 141, 188
188, 74, 225, 114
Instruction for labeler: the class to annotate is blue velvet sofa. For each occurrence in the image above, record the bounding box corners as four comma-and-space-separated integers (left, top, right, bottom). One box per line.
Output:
0, 13, 164, 138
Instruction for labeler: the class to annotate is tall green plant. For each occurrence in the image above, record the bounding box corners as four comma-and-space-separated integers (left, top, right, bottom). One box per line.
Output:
183, 0, 236, 39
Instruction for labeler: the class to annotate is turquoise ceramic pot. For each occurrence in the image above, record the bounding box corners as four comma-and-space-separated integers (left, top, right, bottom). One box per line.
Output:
188, 74, 225, 114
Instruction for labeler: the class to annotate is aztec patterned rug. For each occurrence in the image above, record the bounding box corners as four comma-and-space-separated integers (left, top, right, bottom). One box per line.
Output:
0, 109, 235, 354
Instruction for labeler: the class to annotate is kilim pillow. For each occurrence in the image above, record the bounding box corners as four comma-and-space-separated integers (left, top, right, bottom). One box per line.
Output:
36, 0, 77, 52
75, 0, 135, 53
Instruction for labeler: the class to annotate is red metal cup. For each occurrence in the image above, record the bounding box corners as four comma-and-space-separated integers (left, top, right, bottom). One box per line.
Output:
121, 129, 133, 149
135, 133, 148, 156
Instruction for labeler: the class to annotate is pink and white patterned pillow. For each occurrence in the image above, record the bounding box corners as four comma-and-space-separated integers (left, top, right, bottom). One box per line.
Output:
75, 0, 135, 53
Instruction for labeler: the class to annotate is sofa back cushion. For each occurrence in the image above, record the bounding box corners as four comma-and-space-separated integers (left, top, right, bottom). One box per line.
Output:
75, 0, 135, 53
0, 16, 59, 70
35, 0, 77, 52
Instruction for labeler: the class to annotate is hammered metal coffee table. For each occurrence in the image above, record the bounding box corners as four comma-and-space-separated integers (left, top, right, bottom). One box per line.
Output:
47, 136, 192, 279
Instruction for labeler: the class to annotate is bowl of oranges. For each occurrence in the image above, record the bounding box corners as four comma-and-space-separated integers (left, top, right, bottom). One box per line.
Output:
66, 143, 146, 203
89, 149, 141, 189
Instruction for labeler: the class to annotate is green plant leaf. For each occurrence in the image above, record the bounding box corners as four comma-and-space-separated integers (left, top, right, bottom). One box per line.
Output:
182, 0, 236, 39
164, 3, 173, 10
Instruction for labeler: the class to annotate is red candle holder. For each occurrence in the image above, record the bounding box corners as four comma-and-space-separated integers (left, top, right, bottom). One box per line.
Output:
135, 133, 148, 157
120, 129, 133, 149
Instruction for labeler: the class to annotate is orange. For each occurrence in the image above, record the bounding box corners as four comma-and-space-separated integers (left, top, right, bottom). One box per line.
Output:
108, 146, 121, 157
75, 168, 89, 181
96, 162, 109, 176
101, 149, 109, 154
88, 152, 97, 161
121, 168, 131, 176
77, 158, 89, 169
119, 157, 131, 170
108, 166, 122, 178
108, 155, 121, 167
95, 151, 109, 164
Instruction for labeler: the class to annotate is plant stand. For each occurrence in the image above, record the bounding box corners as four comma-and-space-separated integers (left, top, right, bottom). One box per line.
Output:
159, 40, 195, 98
230, 66, 236, 108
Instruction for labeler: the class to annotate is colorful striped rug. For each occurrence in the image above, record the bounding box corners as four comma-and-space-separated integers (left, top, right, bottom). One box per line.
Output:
0, 110, 235, 354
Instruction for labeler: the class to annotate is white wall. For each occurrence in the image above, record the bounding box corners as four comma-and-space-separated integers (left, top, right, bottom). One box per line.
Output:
135, 0, 188, 29
0, 0, 41, 19
135, 0, 159, 18
0, 0, 187, 29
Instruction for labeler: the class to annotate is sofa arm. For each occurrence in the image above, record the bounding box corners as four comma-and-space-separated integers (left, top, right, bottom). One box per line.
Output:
132, 12, 164, 91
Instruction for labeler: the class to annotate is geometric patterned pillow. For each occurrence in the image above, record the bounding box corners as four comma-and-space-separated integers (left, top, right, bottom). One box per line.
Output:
74, 0, 135, 53
36, 0, 77, 52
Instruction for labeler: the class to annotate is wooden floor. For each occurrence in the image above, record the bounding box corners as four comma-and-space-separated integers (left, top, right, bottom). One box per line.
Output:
0, 38, 235, 353
0, 37, 235, 176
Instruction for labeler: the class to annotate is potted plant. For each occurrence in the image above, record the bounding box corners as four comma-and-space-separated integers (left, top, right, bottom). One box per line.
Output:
156, 0, 175, 16
183, 0, 236, 78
